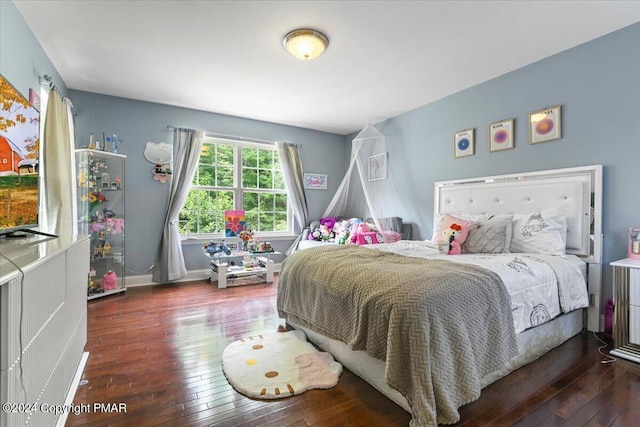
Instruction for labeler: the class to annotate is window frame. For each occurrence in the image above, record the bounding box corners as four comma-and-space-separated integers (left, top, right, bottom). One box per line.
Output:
180, 136, 292, 239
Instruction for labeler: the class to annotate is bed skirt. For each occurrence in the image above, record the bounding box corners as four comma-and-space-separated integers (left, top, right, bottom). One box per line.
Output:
287, 308, 584, 414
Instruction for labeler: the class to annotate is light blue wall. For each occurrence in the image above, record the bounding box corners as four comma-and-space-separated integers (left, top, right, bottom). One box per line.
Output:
4, 0, 639, 305
0, 0, 66, 97
69, 90, 346, 274
368, 22, 640, 305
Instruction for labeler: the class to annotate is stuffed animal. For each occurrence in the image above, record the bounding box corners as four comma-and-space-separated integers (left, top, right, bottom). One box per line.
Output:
335, 220, 351, 244
349, 222, 371, 244
319, 216, 338, 231
308, 220, 322, 240
441, 222, 469, 255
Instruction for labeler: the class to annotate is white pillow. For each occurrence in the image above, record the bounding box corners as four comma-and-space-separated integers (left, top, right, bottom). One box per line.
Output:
431, 212, 489, 241
510, 211, 567, 255
463, 215, 513, 254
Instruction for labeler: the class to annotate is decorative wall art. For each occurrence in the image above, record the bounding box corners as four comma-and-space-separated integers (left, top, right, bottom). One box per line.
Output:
529, 105, 561, 144
489, 118, 514, 152
454, 128, 475, 158
303, 173, 328, 190
368, 153, 387, 181
225, 210, 246, 237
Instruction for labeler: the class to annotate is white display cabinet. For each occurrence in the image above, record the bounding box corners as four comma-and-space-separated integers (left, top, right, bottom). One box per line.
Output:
76, 149, 126, 299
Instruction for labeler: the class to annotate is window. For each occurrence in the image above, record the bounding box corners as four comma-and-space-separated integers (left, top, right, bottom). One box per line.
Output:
179, 137, 289, 236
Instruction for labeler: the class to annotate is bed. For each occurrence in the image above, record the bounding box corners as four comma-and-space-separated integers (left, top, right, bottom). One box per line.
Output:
276, 165, 603, 427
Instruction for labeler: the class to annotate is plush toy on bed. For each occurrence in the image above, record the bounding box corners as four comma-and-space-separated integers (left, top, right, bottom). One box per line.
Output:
441, 222, 469, 255
335, 220, 352, 244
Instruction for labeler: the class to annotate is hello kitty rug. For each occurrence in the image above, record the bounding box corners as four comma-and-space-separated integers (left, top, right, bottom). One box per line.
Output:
221, 330, 343, 399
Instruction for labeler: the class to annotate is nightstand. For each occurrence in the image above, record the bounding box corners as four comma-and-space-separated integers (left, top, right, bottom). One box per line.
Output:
610, 258, 640, 363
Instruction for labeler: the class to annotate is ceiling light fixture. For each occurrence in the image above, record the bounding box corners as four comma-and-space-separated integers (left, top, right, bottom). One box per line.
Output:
283, 29, 329, 61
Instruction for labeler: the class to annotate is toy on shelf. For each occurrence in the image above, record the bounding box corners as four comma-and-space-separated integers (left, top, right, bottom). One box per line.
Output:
204, 240, 232, 257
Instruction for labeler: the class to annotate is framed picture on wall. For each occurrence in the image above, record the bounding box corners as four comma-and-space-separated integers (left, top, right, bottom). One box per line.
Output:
303, 173, 328, 190
529, 105, 561, 144
489, 118, 514, 152
453, 128, 475, 158
368, 153, 387, 181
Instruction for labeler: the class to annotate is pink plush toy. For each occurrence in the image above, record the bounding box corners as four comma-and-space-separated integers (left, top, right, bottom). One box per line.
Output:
349, 222, 370, 244
441, 223, 469, 255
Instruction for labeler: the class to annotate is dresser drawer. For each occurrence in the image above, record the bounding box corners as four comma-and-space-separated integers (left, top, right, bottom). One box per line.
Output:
631, 305, 640, 345
631, 269, 640, 306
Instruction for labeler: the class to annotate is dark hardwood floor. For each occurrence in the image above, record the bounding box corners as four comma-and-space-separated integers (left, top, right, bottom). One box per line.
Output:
67, 277, 640, 427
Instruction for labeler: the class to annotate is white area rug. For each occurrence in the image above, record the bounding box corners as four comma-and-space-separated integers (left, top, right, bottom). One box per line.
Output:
221, 329, 343, 399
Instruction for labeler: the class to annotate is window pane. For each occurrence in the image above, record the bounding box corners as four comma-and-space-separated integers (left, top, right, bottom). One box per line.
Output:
259, 169, 273, 189
218, 144, 234, 165
273, 170, 285, 189
242, 147, 257, 167
217, 165, 233, 187
275, 213, 288, 232
258, 149, 272, 167
199, 144, 216, 164
259, 212, 274, 231
197, 165, 215, 186
275, 193, 287, 211
261, 193, 275, 210
243, 168, 258, 188
245, 211, 258, 231
244, 192, 258, 211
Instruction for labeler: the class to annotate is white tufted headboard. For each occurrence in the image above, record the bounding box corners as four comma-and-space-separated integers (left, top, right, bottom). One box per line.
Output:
434, 165, 603, 331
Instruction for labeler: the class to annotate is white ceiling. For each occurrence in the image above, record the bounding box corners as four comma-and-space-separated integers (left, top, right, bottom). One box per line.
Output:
14, 1, 640, 135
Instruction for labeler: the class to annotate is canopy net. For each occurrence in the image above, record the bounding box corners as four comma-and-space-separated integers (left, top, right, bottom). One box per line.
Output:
321, 124, 410, 242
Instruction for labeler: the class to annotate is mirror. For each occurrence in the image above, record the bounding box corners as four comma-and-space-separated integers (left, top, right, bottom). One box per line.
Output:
144, 142, 172, 164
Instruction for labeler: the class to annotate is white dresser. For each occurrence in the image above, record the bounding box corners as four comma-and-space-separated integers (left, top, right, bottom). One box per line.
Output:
610, 258, 640, 363
0, 234, 90, 426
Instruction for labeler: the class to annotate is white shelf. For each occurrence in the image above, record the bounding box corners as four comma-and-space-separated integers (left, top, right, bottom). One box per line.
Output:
207, 251, 279, 289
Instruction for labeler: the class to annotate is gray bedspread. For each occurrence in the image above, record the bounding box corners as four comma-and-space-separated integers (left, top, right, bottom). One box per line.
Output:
277, 245, 518, 426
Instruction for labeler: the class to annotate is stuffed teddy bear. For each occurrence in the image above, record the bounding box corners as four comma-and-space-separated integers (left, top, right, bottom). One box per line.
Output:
441, 222, 469, 255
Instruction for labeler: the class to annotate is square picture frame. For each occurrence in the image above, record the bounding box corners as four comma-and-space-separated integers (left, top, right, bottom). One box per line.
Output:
453, 128, 475, 158
529, 105, 561, 144
303, 173, 328, 190
368, 153, 387, 181
489, 118, 514, 152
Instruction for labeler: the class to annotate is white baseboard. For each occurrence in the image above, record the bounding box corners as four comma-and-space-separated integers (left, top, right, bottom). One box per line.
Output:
125, 264, 281, 287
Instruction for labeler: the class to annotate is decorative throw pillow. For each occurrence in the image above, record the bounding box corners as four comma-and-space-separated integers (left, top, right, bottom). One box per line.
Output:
431, 212, 487, 242
463, 215, 513, 254
510, 211, 567, 255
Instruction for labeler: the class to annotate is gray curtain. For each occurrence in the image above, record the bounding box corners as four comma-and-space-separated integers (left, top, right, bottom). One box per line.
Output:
152, 128, 204, 282
276, 141, 308, 255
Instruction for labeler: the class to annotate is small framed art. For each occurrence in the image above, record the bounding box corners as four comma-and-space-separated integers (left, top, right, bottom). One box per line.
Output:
529, 105, 561, 144
489, 118, 514, 152
454, 128, 475, 158
368, 153, 387, 181
303, 173, 328, 190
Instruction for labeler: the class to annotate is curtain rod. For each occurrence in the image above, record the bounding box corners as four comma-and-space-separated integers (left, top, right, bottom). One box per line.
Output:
39, 74, 66, 99
166, 125, 301, 147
